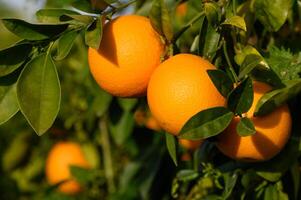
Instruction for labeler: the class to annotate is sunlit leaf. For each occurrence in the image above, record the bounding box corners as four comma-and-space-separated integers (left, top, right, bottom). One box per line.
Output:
149, 0, 173, 41
54, 29, 79, 60
17, 53, 61, 135
85, 16, 103, 49
0, 84, 19, 125
222, 15, 247, 31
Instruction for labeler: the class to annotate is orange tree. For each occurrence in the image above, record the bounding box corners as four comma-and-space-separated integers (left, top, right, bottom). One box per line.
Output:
0, 0, 301, 199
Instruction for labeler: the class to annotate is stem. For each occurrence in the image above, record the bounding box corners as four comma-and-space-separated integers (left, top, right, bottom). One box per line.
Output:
223, 40, 239, 83
171, 11, 205, 43
99, 116, 116, 193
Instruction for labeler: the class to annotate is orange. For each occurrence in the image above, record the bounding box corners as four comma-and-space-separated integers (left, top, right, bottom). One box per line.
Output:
179, 139, 203, 150
176, 2, 188, 18
147, 53, 226, 135
45, 142, 90, 194
134, 107, 161, 131
88, 15, 165, 97
216, 81, 292, 162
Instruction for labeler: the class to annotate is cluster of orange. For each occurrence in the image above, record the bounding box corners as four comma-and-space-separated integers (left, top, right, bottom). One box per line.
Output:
45, 10, 291, 195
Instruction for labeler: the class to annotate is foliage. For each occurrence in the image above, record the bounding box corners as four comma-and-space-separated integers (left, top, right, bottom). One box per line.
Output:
0, 0, 301, 200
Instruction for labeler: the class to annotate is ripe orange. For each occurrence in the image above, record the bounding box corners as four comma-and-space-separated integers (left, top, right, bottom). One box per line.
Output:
216, 81, 292, 162
88, 15, 165, 97
147, 53, 226, 135
45, 142, 90, 194
179, 139, 203, 150
134, 107, 161, 131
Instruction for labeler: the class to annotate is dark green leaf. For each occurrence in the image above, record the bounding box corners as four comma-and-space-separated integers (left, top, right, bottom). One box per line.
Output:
204, 2, 220, 26
176, 170, 198, 181
236, 117, 256, 136
166, 133, 177, 166
109, 111, 135, 145
179, 107, 234, 139
264, 185, 279, 200
254, 79, 301, 116
85, 16, 103, 49
70, 166, 95, 185
222, 15, 247, 31
117, 98, 138, 111
254, 0, 291, 31
36, 9, 79, 23
2, 19, 68, 40
228, 77, 253, 115
0, 43, 32, 77
222, 172, 238, 199
54, 29, 78, 60
0, 84, 19, 125
239, 54, 263, 80
201, 23, 220, 60
149, 0, 173, 41
17, 53, 61, 135
207, 69, 233, 98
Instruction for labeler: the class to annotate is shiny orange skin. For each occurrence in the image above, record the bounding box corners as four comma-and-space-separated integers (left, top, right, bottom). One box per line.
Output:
179, 139, 203, 150
216, 81, 292, 162
88, 15, 164, 97
45, 142, 90, 194
147, 54, 226, 135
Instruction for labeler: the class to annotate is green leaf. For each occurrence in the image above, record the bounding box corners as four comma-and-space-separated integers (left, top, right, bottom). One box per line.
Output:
70, 166, 94, 185
239, 54, 263, 80
254, 0, 292, 31
149, 0, 173, 41
17, 53, 61, 135
200, 21, 220, 61
72, 0, 94, 13
109, 111, 135, 145
290, 162, 300, 200
91, 89, 112, 117
165, 133, 177, 166
2, 132, 30, 172
236, 117, 256, 136
54, 29, 78, 60
2, 19, 68, 41
60, 14, 94, 24
0, 84, 19, 125
264, 185, 280, 200
85, 16, 103, 49
204, 2, 220, 26
207, 69, 233, 98
222, 15, 247, 31
176, 170, 199, 181
228, 77, 253, 115
0, 43, 32, 77
266, 46, 301, 81
254, 79, 301, 116
36, 9, 80, 23
179, 107, 234, 140
234, 45, 263, 66
222, 172, 238, 199
117, 98, 138, 111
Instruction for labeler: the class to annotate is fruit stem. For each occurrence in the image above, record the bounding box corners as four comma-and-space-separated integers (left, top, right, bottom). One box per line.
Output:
171, 11, 205, 43
99, 116, 116, 193
223, 40, 239, 83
